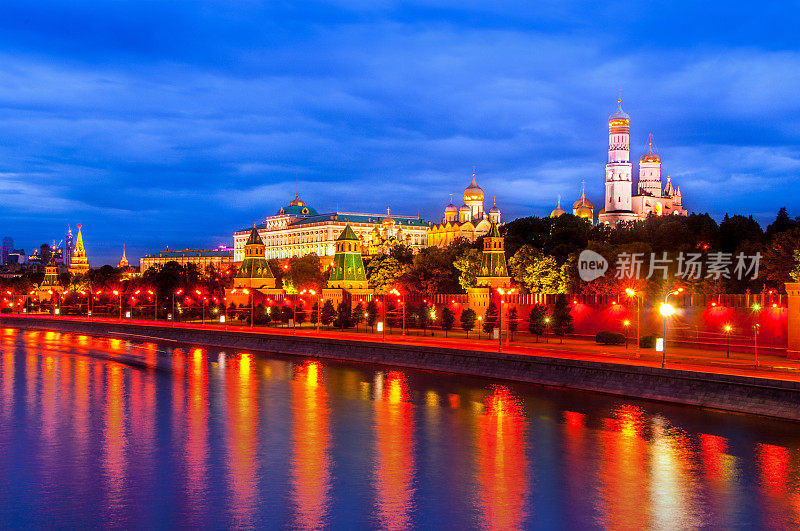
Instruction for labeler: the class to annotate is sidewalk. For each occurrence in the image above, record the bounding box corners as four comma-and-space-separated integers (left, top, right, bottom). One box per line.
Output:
8, 313, 800, 383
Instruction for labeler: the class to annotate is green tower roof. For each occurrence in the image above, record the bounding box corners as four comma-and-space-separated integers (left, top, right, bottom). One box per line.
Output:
487, 221, 501, 238
245, 226, 262, 245
336, 224, 359, 241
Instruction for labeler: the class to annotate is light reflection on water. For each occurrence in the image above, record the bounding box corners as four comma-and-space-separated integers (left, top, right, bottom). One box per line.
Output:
0, 328, 799, 529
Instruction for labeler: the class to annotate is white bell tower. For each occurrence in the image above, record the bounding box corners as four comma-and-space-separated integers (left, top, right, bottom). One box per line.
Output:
605, 96, 633, 213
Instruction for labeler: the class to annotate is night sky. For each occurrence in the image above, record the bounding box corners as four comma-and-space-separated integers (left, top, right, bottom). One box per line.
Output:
2, 1, 799, 265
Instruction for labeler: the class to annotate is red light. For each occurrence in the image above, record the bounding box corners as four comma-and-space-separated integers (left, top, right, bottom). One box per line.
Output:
611, 301, 616, 305
772, 303, 777, 308
711, 302, 716, 307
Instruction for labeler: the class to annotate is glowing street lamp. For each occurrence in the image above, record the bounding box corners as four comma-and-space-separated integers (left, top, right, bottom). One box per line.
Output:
625, 288, 641, 356
623, 319, 631, 349
724, 324, 732, 358
389, 288, 405, 336
659, 302, 675, 368
544, 316, 551, 344
172, 289, 183, 328
752, 303, 761, 368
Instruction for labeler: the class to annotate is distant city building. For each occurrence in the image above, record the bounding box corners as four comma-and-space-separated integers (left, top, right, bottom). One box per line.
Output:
232, 193, 428, 262
64, 226, 75, 268
597, 98, 686, 225
68, 225, 90, 275
427, 170, 501, 247
6, 249, 25, 266
2, 237, 12, 265
118, 245, 129, 268
139, 245, 234, 273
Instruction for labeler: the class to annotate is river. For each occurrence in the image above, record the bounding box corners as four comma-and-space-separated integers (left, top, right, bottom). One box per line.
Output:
0, 328, 798, 529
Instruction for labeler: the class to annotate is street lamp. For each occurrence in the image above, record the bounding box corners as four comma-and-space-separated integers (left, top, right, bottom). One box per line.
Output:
172, 289, 183, 328
752, 303, 761, 368
113, 289, 121, 320
389, 288, 405, 336
659, 302, 675, 368
625, 288, 641, 356
623, 319, 630, 349
496, 287, 516, 352
724, 324, 732, 358
544, 316, 550, 344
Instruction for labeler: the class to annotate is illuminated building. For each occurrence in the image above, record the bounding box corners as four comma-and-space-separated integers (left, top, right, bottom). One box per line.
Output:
597, 98, 687, 225
549, 196, 566, 218
68, 224, 90, 276
226, 226, 281, 306
139, 245, 233, 274
117, 245, 129, 269
64, 226, 74, 268
232, 194, 428, 263
475, 222, 511, 289
2, 237, 12, 266
327, 225, 368, 290
572, 182, 594, 222
428, 170, 501, 247
35, 256, 63, 301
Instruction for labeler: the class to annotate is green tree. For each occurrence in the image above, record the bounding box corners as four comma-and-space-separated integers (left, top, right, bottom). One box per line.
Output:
280, 305, 293, 326
295, 303, 307, 326
287, 254, 327, 293
441, 305, 455, 337
335, 301, 351, 329
550, 296, 573, 343
351, 302, 365, 330
453, 248, 482, 290
482, 301, 499, 334
401, 246, 460, 294
365, 299, 379, 330
507, 306, 519, 339
320, 299, 336, 328
761, 228, 800, 292
528, 305, 547, 341
792, 249, 800, 282
460, 308, 477, 338
366, 255, 407, 294
509, 245, 563, 293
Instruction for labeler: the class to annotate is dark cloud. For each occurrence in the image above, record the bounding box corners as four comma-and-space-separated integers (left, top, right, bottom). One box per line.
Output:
1, 1, 799, 264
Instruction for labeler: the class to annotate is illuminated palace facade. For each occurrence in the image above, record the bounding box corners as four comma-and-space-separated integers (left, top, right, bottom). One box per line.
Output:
597, 98, 686, 224
427, 171, 501, 247
232, 194, 429, 262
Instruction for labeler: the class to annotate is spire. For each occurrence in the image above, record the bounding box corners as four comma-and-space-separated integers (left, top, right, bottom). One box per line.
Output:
648, 132, 654, 153
557, 195, 562, 208
449, 193, 454, 205
74, 224, 85, 252
581, 180, 587, 200
122, 244, 127, 261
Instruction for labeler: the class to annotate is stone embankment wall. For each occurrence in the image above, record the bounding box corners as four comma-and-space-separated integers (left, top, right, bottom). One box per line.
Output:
3, 316, 799, 421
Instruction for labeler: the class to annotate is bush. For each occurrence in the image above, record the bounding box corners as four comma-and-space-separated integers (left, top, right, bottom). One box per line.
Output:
595, 331, 626, 345
639, 333, 662, 348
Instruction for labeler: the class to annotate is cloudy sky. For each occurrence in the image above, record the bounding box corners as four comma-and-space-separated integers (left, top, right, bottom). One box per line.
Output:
2, 1, 799, 265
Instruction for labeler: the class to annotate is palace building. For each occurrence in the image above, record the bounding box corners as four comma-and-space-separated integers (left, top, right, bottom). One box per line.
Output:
139, 245, 234, 273
427, 170, 501, 247
597, 98, 686, 224
232, 193, 428, 263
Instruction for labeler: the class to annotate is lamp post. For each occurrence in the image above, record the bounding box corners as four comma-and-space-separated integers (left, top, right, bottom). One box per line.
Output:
544, 316, 550, 344
659, 288, 683, 369
231, 288, 253, 327
724, 324, 732, 358
478, 316, 483, 340
496, 287, 516, 352
625, 288, 641, 356
113, 289, 121, 320
172, 289, 183, 328
195, 290, 207, 325
389, 288, 404, 336
623, 319, 630, 349
752, 303, 761, 368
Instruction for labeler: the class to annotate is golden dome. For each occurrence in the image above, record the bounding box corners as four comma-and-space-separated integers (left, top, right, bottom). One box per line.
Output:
609, 97, 630, 123
640, 133, 660, 163
288, 193, 305, 207
575, 206, 593, 219
463, 170, 484, 202
572, 183, 593, 210
550, 196, 566, 218
445, 193, 458, 212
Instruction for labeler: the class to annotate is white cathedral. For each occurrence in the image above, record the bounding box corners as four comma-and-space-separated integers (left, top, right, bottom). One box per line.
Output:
596, 98, 686, 225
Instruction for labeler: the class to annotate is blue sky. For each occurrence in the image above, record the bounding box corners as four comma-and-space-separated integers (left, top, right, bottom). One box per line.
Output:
2, 1, 799, 265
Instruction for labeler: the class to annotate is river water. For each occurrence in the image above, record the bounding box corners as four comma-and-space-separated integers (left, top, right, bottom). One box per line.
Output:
0, 328, 798, 529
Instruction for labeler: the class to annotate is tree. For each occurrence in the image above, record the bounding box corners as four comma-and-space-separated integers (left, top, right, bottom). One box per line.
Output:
365, 299, 379, 330
550, 296, 574, 343
295, 303, 307, 326
401, 246, 460, 294
453, 248, 482, 290
528, 305, 547, 342
509, 245, 563, 293
460, 308, 477, 338
335, 301, 351, 329
760, 228, 800, 292
507, 306, 519, 339
766, 207, 798, 240
320, 299, 336, 328
351, 302, 365, 330
366, 255, 407, 294
792, 249, 800, 282
441, 306, 455, 337
254, 303, 268, 325
280, 305, 293, 326
482, 301, 499, 335
286, 254, 327, 293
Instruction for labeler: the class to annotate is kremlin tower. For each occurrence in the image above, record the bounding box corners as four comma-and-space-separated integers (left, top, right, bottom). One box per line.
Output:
68, 224, 90, 275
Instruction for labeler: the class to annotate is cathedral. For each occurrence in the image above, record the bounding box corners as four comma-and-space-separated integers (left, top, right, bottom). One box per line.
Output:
597, 98, 686, 224
427, 170, 501, 247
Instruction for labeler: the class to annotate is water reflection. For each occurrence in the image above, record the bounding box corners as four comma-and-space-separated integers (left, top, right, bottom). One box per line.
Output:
475, 386, 528, 530
291, 361, 331, 529
373, 371, 415, 530
0, 329, 798, 528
